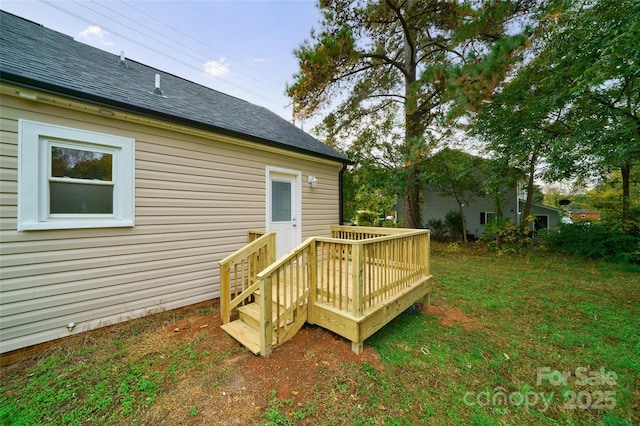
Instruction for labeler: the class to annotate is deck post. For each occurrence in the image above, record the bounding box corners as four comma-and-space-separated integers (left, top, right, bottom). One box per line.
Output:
421, 232, 431, 308
352, 243, 364, 318
267, 233, 276, 264
308, 238, 317, 323
220, 262, 231, 324
424, 232, 430, 277
421, 292, 431, 307
259, 276, 273, 356
351, 341, 364, 354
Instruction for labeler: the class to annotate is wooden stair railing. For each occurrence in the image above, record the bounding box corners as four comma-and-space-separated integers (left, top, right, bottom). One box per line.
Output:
219, 231, 276, 325
220, 234, 315, 356
254, 238, 315, 355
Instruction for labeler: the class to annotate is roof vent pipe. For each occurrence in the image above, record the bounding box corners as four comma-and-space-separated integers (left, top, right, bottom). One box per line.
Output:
152, 73, 163, 96
118, 50, 129, 68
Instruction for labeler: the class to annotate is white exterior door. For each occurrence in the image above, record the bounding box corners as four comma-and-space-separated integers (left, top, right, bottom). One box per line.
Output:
266, 168, 301, 259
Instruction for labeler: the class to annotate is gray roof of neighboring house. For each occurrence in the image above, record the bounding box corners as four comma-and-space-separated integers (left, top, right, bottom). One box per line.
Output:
519, 200, 563, 213
0, 11, 349, 163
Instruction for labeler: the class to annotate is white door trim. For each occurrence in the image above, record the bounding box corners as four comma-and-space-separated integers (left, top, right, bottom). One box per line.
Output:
266, 166, 302, 257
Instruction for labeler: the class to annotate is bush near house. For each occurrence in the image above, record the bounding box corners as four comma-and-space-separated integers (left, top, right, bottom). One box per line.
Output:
354, 210, 379, 226
542, 222, 640, 264
426, 218, 448, 242
444, 210, 464, 240
481, 217, 533, 250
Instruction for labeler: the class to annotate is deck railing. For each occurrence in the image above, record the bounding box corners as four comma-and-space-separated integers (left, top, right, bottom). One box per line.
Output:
315, 227, 430, 316
330, 225, 414, 240
219, 232, 276, 324
360, 231, 430, 310
247, 229, 268, 243
220, 226, 430, 355
255, 237, 316, 355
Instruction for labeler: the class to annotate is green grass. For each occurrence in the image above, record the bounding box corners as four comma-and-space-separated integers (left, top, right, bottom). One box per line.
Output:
357, 245, 640, 425
1, 245, 638, 425
262, 390, 316, 425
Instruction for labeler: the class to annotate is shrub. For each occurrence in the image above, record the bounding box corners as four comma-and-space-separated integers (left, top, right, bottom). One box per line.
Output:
379, 218, 398, 228
481, 218, 532, 250
425, 218, 448, 241
542, 222, 640, 264
355, 210, 378, 226
444, 210, 464, 240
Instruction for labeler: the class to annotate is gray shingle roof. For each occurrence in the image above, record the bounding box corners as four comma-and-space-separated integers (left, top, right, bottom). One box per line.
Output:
0, 11, 349, 163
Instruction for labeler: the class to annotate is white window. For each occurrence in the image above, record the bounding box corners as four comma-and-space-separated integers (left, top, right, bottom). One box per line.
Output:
18, 120, 135, 231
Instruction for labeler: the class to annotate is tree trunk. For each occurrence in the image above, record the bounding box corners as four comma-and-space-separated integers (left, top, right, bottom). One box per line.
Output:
519, 151, 538, 233
459, 203, 468, 242
621, 161, 631, 227
403, 173, 421, 228
401, 2, 422, 229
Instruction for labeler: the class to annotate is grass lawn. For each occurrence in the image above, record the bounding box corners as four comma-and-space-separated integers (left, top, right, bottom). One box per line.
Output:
1, 243, 638, 425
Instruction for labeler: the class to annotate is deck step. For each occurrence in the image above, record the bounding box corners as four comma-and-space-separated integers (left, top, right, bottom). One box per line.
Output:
239, 302, 293, 329
221, 320, 261, 355
253, 289, 285, 308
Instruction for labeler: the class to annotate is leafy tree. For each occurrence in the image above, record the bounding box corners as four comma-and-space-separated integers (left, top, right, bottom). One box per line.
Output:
342, 163, 399, 223
478, 156, 524, 219
341, 118, 407, 222
288, 0, 536, 228
474, 45, 567, 231
475, 0, 640, 231
422, 148, 483, 241
580, 168, 640, 234
527, 184, 544, 204
543, 0, 640, 228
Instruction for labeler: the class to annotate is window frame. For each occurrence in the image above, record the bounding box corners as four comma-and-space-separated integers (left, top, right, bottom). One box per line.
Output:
534, 215, 549, 231
480, 211, 495, 225
18, 120, 135, 231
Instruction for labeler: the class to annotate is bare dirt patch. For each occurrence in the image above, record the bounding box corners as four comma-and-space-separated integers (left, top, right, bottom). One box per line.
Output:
425, 305, 479, 331
145, 307, 382, 425
1, 300, 382, 425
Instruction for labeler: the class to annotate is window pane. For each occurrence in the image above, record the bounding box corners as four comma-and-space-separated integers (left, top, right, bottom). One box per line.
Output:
272, 181, 291, 222
534, 216, 548, 230
51, 146, 112, 181
50, 182, 113, 214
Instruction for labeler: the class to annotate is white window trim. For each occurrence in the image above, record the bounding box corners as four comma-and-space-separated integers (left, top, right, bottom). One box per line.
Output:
18, 119, 135, 231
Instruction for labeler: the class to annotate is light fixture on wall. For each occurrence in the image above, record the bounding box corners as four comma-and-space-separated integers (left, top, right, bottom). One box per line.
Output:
308, 175, 318, 188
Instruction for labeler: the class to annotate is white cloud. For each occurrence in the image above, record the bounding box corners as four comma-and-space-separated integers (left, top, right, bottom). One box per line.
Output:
253, 57, 272, 63
203, 58, 230, 78
77, 26, 113, 46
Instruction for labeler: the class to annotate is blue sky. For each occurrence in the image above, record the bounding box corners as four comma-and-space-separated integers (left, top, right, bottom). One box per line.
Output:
1, 0, 322, 126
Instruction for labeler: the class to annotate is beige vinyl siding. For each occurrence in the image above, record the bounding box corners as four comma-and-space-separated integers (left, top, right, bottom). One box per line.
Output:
0, 92, 341, 353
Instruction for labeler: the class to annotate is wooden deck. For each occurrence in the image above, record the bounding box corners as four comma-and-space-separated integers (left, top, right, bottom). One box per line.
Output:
220, 226, 433, 355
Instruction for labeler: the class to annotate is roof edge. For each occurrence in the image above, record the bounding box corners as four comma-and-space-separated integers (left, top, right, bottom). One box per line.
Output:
1, 72, 352, 165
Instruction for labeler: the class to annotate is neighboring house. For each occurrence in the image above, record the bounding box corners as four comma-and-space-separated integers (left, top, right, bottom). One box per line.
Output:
0, 12, 349, 355
569, 209, 601, 222
395, 147, 564, 239
419, 184, 517, 238
418, 189, 563, 238
523, 201, 563, 232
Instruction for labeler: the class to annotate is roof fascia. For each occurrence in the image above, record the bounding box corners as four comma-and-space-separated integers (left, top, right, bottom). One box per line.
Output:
1, 73, 352, 165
